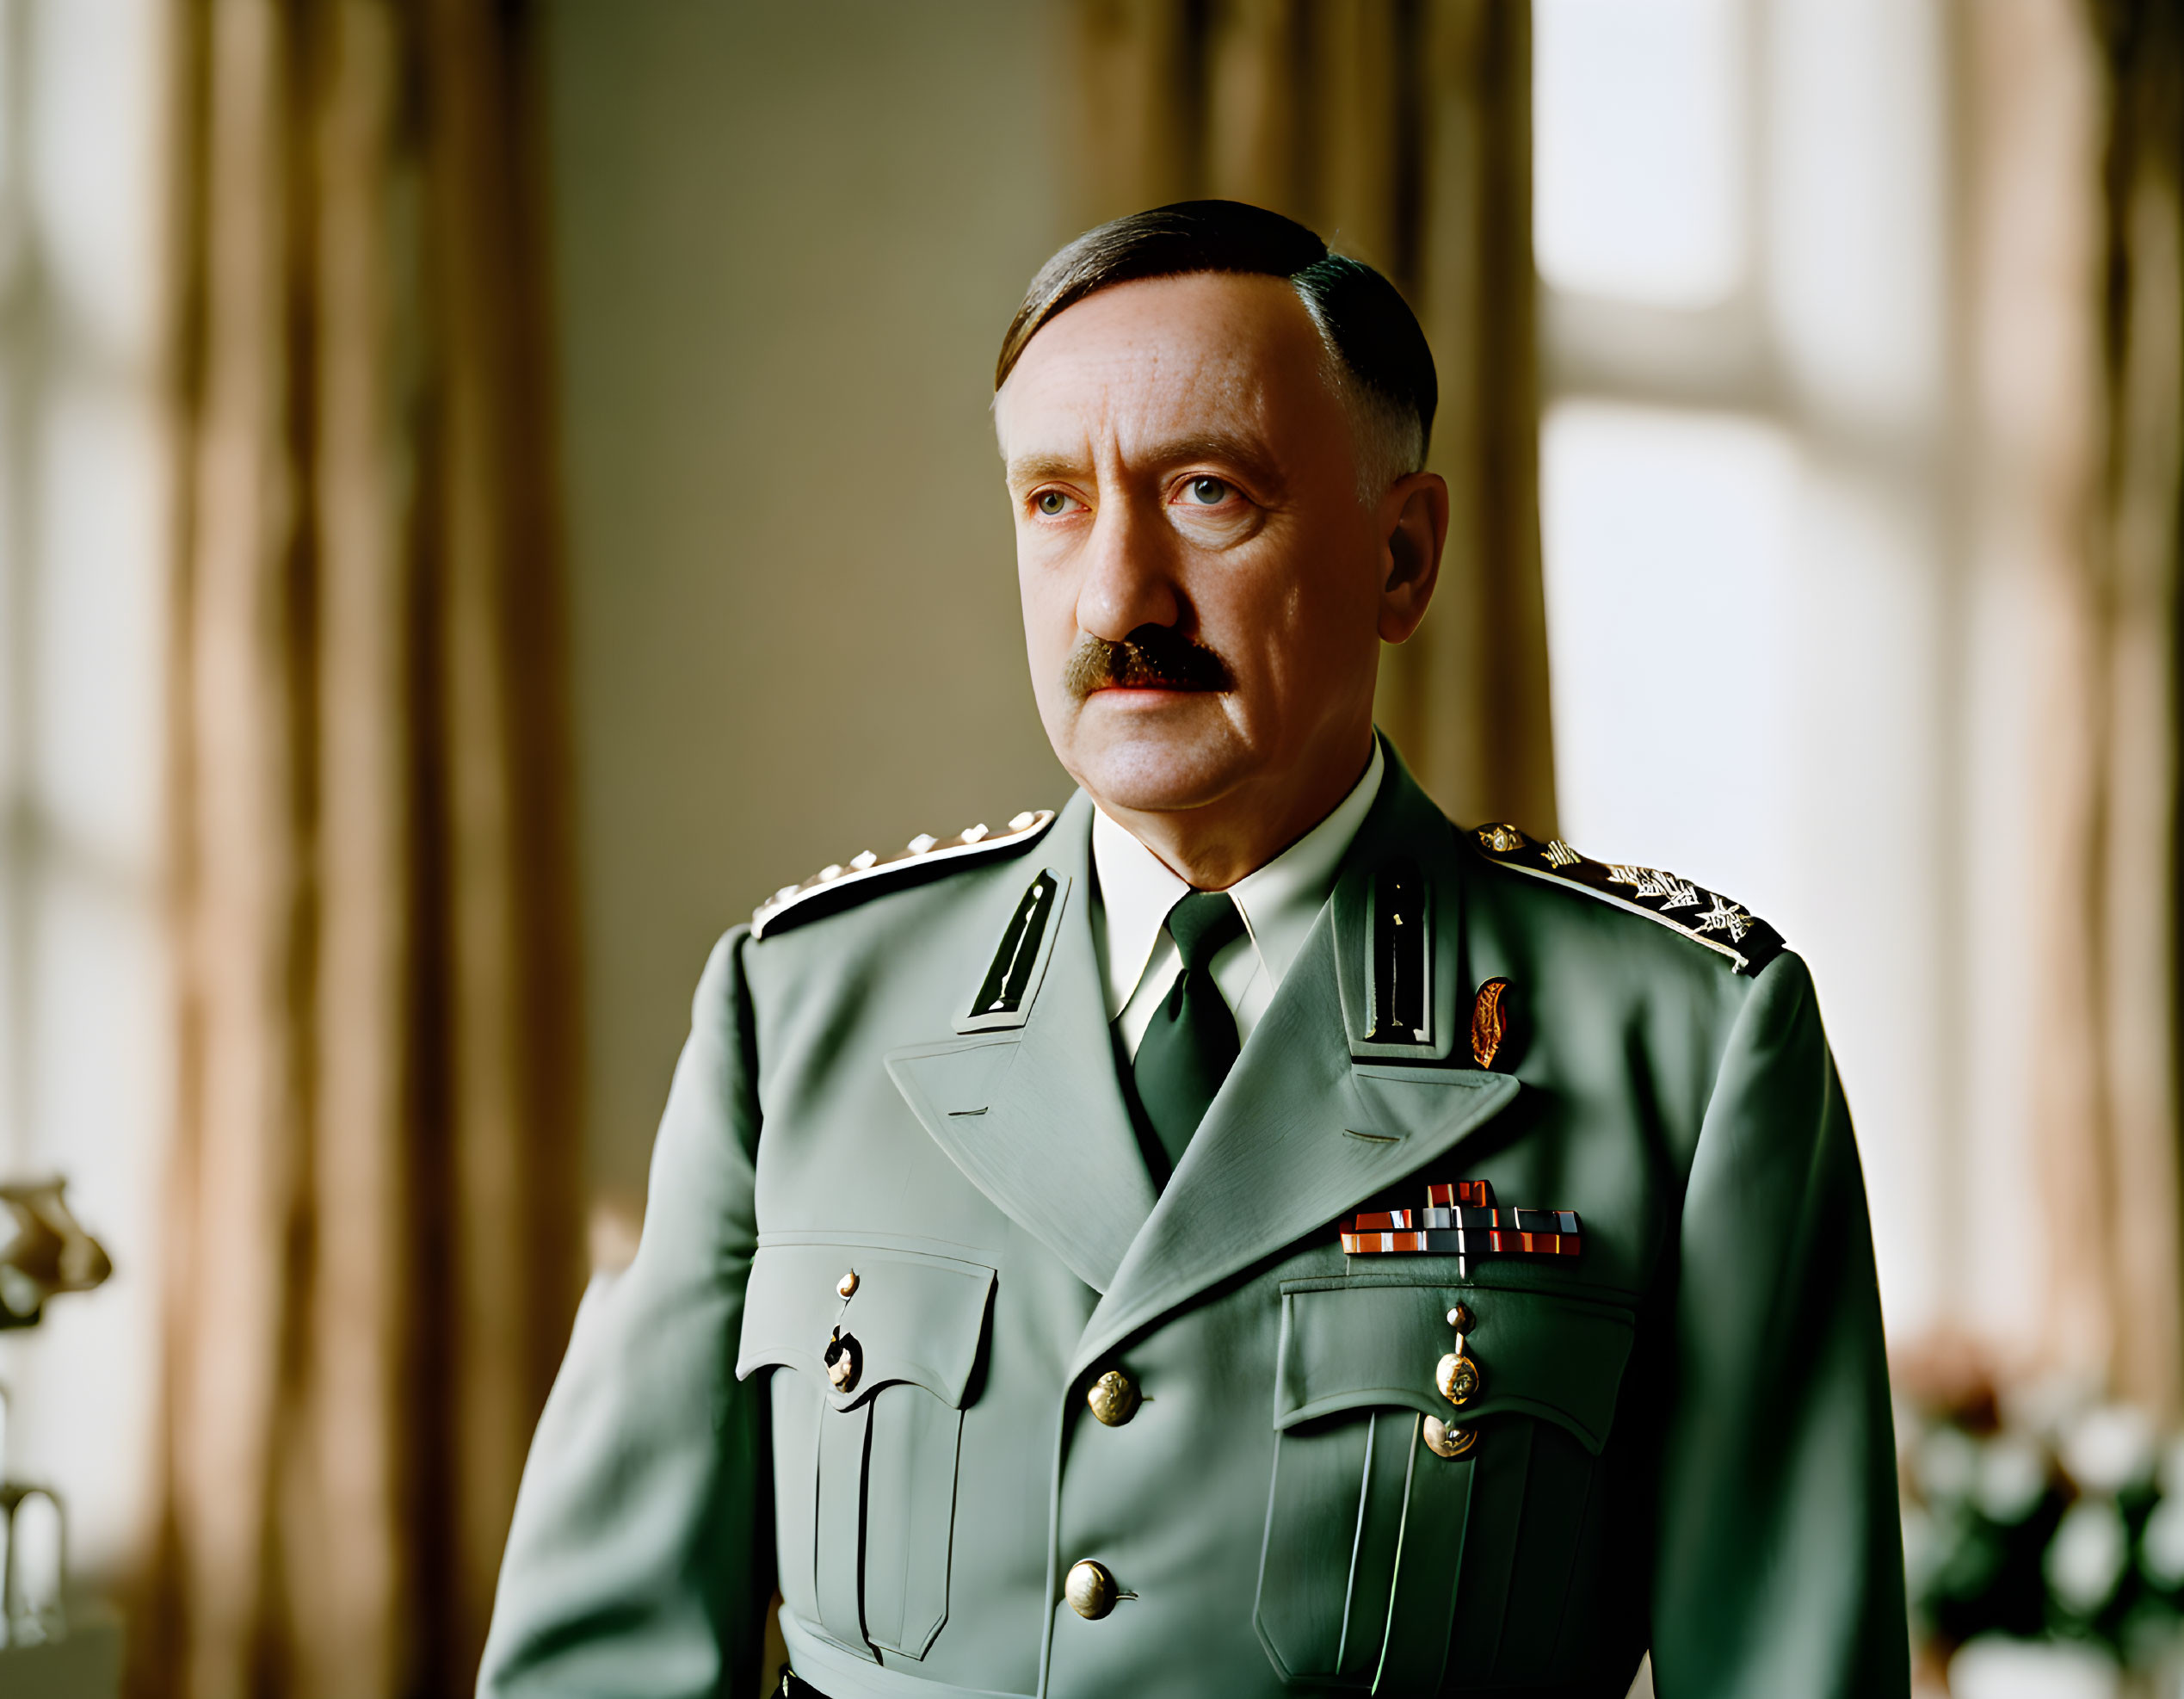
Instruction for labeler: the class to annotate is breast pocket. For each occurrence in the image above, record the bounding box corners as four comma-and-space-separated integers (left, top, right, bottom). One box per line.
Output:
1255, 1277, 1635, 1694
737, 1240, 996, 1664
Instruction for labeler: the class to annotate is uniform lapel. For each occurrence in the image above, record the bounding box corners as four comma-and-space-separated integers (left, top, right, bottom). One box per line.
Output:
886, 794, 1158, 1294
1070, 751, 1516, 1377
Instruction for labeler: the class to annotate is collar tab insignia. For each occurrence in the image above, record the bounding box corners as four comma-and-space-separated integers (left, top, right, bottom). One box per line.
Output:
1365, 857, 1431, 1046
956, 868, 1070, 1034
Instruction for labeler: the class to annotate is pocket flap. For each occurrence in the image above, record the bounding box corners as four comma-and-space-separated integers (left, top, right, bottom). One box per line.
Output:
1274, 1280, 1635, 1455
738, 1240, 996, 1412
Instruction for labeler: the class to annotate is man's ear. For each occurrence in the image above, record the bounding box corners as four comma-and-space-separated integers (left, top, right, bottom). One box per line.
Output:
1376, 471, 1448, 644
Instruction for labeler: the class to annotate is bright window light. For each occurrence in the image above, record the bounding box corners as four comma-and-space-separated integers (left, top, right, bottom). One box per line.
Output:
1539, 400, 1794, 898
1533, 0, 1745, 307
0, 0, 169, 1580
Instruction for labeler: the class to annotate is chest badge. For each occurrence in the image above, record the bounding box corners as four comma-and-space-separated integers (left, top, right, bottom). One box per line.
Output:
1338, 1178, 1582, 1276
1470, 978, 1512, 1069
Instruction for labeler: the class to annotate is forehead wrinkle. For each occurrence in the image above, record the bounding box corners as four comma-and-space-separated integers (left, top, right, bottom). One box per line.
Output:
1009, 318, 1265, 416
1004, 448, 1089, 487
1135, 429, 1288, 497
997, 286, 1323, 487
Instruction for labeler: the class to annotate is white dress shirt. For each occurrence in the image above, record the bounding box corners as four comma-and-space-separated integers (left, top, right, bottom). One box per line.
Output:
1092, 740, 1386, 1060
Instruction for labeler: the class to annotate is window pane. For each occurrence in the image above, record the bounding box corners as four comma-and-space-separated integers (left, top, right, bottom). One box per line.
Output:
1539, 399, 1793, 892
27, 0, 164, 364
1765, 0, 1945, 428
1533, 0, 1745, 307
34, 376, 166, 873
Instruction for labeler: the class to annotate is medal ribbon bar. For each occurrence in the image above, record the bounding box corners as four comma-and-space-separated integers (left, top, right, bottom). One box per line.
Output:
1339, 1183, 1582, 1259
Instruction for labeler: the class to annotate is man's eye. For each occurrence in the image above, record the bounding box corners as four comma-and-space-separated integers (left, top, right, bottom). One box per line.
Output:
1183, 476, 1231, 506
1034, 491, 1077, 516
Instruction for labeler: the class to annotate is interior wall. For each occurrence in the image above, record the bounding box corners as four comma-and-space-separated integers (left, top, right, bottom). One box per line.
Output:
544, 2, 1072, 1199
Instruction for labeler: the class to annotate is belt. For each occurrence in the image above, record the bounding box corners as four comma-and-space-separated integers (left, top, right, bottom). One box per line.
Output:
775, 1665, 1615, 1697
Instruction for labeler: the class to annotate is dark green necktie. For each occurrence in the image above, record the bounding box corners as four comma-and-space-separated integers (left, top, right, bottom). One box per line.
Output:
1132, 890, 1249, 1176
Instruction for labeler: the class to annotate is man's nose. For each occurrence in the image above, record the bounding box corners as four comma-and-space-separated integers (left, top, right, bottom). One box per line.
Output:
1074, 493, 1182, 641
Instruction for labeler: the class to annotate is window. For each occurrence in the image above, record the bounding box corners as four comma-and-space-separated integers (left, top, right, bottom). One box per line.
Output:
1534, 0, 2010, 1340
0, 0, 170, 1577
1534, 0, 1746, 308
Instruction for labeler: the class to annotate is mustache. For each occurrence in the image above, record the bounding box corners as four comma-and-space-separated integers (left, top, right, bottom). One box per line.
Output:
1063, 627, 1234, 700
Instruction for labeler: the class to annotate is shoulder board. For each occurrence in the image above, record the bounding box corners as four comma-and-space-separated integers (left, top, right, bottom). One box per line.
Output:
1468, 822, 1787, 976
751, 808, 1058, 941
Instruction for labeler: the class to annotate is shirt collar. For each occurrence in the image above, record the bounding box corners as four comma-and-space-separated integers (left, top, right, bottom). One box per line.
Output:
1089, 739, 1386, 1019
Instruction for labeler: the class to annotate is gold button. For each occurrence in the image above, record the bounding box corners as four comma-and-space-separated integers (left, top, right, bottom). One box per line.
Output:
1064, 1559, 1118, 1620
1086, 1369, 1139, 1426
836, 1270, 860, 1298
1436, 1350, 1480, 1406
824, 1330, 860, 1394
1423, 1415, 1477, 1458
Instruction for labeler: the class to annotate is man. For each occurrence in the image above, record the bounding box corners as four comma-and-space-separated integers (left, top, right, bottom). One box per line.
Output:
478, 201, 1908, 1698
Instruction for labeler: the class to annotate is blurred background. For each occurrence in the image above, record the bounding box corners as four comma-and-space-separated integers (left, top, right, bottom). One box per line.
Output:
0, 0, 2174, 1695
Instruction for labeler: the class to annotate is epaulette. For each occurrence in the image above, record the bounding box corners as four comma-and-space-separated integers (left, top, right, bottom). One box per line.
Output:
751, 808, 1058, 941
1468, 822, 1787, 976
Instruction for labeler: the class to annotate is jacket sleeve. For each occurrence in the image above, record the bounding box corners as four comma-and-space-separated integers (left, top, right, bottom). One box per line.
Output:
478, 929, 772, 1698
1649, 951, 1909, 1696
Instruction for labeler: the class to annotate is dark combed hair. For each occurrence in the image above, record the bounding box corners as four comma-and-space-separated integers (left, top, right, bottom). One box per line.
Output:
995, 200, 1437, 470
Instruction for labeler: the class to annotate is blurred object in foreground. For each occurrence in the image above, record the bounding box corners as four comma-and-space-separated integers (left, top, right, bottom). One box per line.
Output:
0, 1181, 111, 1329
1896, 1331, 2184, 1691
0, 1173, 112, 1661
0, 1379, 123, 1691
1, 1481, 66, 1646
1948, 1637, 2125, 1699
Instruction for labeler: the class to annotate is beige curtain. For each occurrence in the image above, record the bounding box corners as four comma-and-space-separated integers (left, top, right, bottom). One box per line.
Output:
1990, 0, 2184, 1412
137, 3, 584, 1695
2078, 0, 2184, 1412
1073, 0, 1557, 835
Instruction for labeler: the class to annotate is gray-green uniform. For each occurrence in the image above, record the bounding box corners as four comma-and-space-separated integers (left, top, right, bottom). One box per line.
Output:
477, 741, 1909, 1698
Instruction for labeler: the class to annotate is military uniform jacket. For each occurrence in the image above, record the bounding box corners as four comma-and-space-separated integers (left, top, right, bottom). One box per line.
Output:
478, 746, 1909, 1698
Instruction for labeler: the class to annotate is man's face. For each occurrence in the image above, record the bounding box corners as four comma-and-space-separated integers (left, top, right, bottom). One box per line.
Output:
996, 272, 1419, 825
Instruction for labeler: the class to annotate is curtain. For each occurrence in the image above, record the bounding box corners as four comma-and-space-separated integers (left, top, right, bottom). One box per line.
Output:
2080, 0, 2184, 1411
1072, 0, 1557, 836
1996, 0, 2184, 1413
137, 3, 584, 1695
